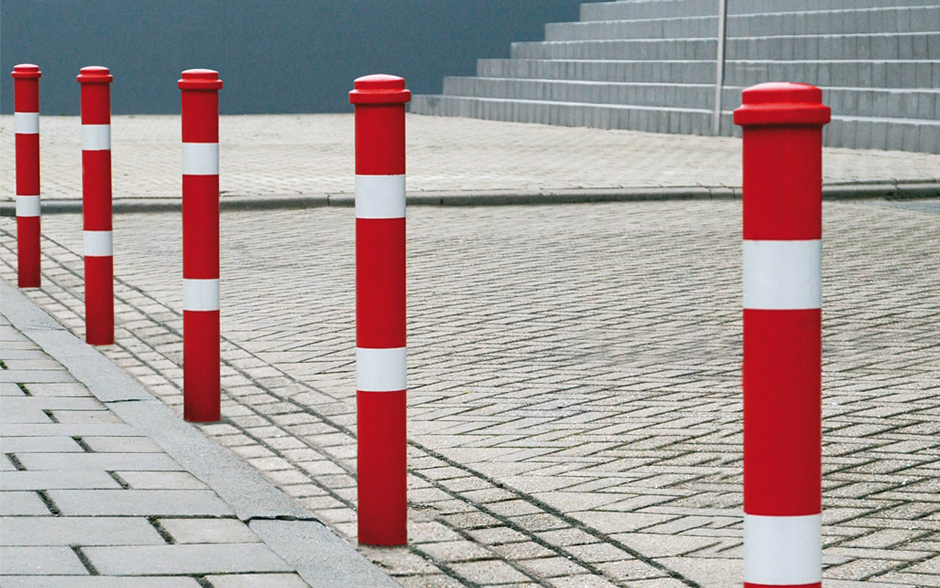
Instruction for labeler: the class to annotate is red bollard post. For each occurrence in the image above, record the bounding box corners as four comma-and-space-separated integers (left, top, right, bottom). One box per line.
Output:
178, 69, 223, 423
78, 66, 115, 345
12, 64, 42, 288
349, 74, 410, 546
735, 83, 830, 588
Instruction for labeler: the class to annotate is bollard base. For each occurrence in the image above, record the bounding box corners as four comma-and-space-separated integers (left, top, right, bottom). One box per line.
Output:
183, 310, 221, 423
85, 256, 114, 346
357, 389, 407, 546
17, 217, 41, 288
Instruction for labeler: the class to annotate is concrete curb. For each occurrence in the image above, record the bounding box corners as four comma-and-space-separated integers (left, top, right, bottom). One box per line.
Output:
1, 180, 937, 216
0, 280, 399, 588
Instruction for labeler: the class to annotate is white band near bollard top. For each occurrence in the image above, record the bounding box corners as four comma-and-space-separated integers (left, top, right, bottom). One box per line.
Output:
14, 112, 39, 134
183, 278, 220, 312
743, 239, 822, 310
355, 175, 406, 219
81, 124, 111, 151
182, 143, 220, 176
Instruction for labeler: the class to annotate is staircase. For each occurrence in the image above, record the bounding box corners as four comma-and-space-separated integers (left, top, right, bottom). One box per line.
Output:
410, 0, 940, 153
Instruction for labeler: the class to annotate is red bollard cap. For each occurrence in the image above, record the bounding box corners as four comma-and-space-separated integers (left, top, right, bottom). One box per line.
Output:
349, 74, 411, 105
11, 64, 41, 80
178, 69, 223, 91
77, 66, 113, 84
733, 82, 830, 128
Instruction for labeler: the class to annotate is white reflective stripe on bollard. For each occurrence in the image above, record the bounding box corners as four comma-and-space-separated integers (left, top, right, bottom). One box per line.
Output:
743, 513, 822, 584
743, 240, 822, 310
355, 175, 406, 219
15, 196, 41, 217
356, 347, 407, 392
183, 279, 220, 311
182, 143, 220, 176
14, 112, 39, 134
81, 125, 111, 151
83, 231, 113, 257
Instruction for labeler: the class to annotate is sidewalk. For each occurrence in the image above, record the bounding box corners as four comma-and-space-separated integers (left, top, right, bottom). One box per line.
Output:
0, 282, 397, 588
1, 114, 939, 211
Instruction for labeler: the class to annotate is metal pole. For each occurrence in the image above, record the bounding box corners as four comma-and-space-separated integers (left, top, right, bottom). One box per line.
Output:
713, 0, 729, 136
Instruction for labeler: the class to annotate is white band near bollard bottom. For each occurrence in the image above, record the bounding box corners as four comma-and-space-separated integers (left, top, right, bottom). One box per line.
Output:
744, 513, 822, 585
356, 347, 407, 392
15, 196, 41, 218
183, 278, 220, 312
83, 231, 113, 257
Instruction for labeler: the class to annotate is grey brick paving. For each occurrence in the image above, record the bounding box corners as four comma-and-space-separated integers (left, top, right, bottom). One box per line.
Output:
2, 198, 939, 586
0, 115, 938, 204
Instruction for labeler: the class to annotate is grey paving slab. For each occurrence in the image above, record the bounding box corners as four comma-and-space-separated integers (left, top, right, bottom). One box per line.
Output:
0, 371, 77, 384
204, 575, 312, 588
157, 517, 261, 544
0, 577, 202, 588
0, 437, 84, 454
20, 383, 93, 397
46, 489, 234, 517
113, 471, 208, 490
0, 471, 121, 491
16, 453, 184, 472
83, 543, 293, 575
80, 436, 163, 453
0, 424, 142, 438
0, 546, 88, 575
0, 517, 165, 546
0, 492, 52, 516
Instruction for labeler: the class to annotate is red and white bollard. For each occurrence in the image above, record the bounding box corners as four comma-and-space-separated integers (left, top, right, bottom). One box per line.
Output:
178, 69, 223, 423
735, 83, 830, 588
78, 66, 115, 345
349, 74, 411, 546
12, 64, 42, 288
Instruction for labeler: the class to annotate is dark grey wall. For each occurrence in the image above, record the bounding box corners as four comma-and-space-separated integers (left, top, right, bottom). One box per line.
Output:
1, 0, 583, 115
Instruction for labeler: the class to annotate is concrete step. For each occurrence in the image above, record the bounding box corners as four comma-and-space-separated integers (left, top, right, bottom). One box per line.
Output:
477, 58, 938, 89
511, 32, 940, 62
409, 94, 940, 153
581, 0, 940, 22
548, 6, 940, 41
442, 76, 940, 119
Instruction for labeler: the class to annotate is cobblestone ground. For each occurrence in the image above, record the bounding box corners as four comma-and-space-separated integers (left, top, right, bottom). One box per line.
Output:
2, 114, 939, 201
1, 200, 939, 587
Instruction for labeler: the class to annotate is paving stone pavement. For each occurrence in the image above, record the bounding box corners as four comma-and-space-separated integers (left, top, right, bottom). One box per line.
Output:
0, 315, 316, 586
1, 114, 939, 202
1, 198, 940, 587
